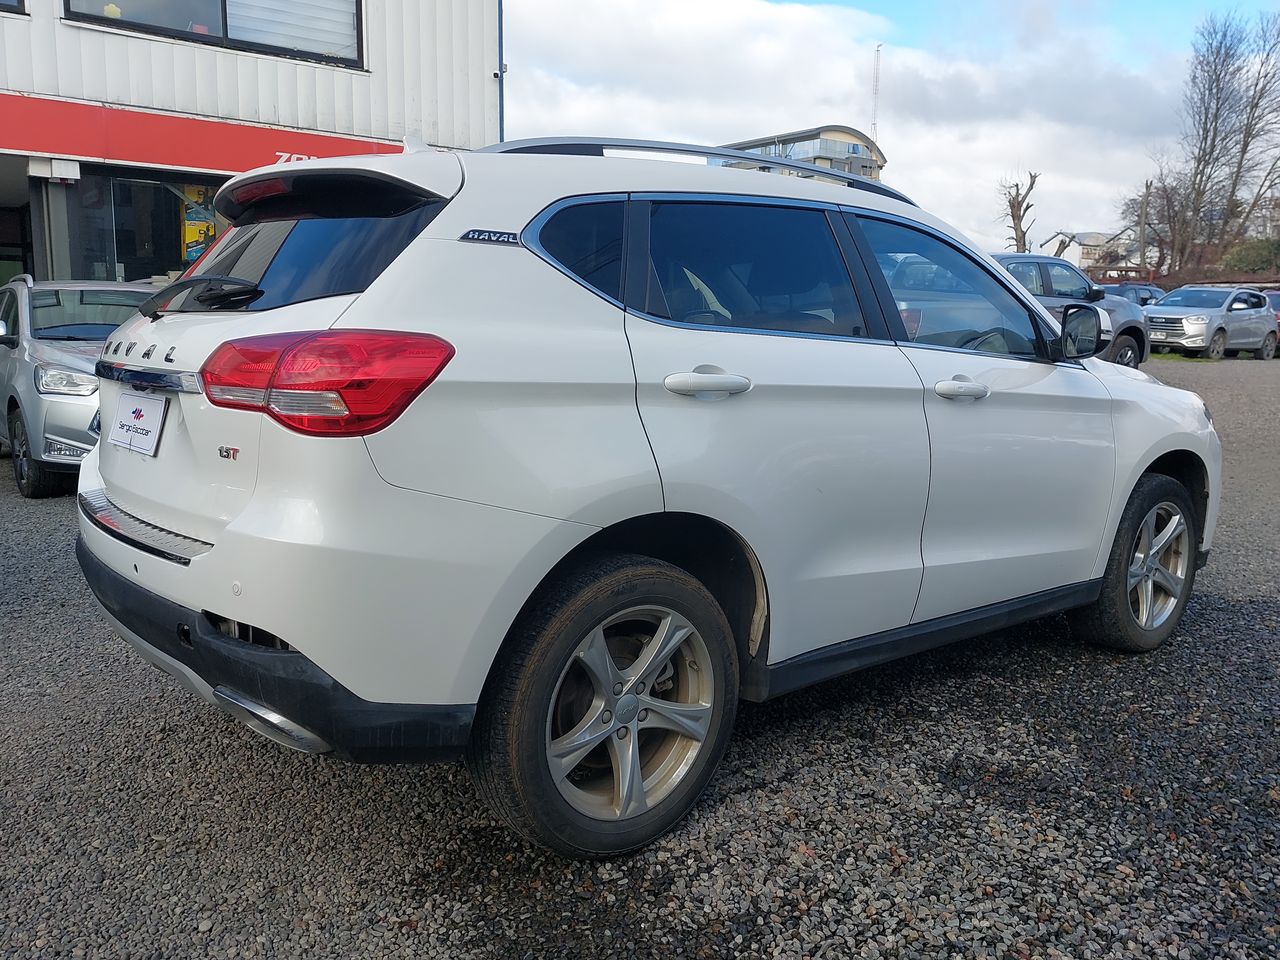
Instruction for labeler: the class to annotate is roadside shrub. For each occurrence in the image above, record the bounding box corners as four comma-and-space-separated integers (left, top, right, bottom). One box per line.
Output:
1222, 239, 1280, 273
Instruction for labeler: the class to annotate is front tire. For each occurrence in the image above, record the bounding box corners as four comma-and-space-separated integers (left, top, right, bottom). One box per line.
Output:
8, 410, 61, 499
467, 553, 739, 858
1201, 330, 1226, 360
1110, 334, 1141, 368
1068, 474, 1198, 653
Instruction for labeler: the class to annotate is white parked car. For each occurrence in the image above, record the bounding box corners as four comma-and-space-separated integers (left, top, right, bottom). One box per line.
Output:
76, 139, 1221, 858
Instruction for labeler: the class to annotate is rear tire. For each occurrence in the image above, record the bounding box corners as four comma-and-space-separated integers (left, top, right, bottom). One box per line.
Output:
1253, 332, 1276, 360
1068, 474, 1198, 653
1201, 330, 1226, 360
8, 411, 61, 499
467, 553, 739, 858
1110, 334, 1141, 368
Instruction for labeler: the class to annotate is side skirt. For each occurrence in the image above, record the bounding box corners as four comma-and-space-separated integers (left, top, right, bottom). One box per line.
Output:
747, 579, 1103, 701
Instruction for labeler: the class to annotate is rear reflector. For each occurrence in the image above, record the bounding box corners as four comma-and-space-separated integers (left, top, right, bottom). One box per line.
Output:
199, 330, 454, 436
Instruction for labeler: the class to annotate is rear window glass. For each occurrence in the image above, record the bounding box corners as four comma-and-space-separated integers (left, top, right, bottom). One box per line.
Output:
538, 202, 625, 302
30, 288, 150, 340
174, 178, 444, 312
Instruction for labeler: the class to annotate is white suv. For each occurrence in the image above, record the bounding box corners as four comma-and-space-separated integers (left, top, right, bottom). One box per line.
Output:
76, 139, 1221, 858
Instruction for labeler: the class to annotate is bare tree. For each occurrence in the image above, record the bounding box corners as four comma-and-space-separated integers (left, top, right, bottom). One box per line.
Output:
999, 171, 1039, 252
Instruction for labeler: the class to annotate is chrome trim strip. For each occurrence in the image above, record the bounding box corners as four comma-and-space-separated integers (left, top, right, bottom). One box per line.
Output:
212, 686, 332, 754
78, 489, 213, 565
626, 308, 898, 347
95, 362, 202, 394
480, 136, 916, 205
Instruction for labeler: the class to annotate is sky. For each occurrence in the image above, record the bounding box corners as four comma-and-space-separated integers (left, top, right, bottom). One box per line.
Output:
503, 0, 1274, 251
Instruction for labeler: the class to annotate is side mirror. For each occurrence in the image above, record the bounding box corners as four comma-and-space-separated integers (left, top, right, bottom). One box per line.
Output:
1060, 304, 1103, 359
1229, 300, 1248, 311
1086, 284, 1106, 303
1139, 295, 1154, 306
0, 320, 15, 348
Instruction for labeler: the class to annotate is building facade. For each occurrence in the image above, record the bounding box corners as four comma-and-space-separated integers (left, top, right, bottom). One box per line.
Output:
721, 125, 887, 182
0, 0, 501, 283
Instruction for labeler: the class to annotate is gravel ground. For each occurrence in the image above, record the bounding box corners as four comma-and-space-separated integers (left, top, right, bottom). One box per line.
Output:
1, 357, 1278, 959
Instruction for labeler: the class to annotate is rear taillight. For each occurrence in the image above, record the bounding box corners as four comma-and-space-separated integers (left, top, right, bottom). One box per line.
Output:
199, 330, 454, 437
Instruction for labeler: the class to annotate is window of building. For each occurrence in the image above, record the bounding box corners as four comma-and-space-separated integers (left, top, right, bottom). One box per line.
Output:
857, 216, 1042, 358
538, 202, 625, 302
0, 1, 26, 13
641, 202, 867, 338
62, 171, 225, 282
65, 0, 361, 66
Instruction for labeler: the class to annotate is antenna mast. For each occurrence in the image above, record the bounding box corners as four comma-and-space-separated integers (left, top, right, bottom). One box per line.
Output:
871, 43, 883, 143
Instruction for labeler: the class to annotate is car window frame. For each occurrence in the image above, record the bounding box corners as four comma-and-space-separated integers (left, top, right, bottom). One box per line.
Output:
621, 193, 892, 343
842, 209, 1063, 365
523, 193, 630, 309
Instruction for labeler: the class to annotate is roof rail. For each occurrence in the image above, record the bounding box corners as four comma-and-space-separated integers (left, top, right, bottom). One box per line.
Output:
10, 274, 33, 288
479, 137, 915, 206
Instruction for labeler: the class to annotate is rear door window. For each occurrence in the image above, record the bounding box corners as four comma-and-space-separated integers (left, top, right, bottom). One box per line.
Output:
639, 202, 868, 338
174, 177, 445, 312
1004, 260, 1044, 295
1045, 263, 1090, 299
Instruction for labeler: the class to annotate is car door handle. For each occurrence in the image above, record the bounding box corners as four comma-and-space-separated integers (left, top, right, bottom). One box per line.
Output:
934, 378, 990, 400
663, 372, 753, 396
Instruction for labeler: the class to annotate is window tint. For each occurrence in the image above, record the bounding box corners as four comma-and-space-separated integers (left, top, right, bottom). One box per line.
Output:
1247, 292, 1266, 309
539, 202, 625, 302
0, 291, 16, 336
30, 288, 149, 340
857, 216, 1042, 358
644, 203, 866, 337
1046, 262, 1090, 299
178, 183, 444, 312
1004, 260, 1044, 295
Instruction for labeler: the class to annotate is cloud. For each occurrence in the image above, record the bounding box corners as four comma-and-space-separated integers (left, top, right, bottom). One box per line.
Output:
503, 0, 1186, 250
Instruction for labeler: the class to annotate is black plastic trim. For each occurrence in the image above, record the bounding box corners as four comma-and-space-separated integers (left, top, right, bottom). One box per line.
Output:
750, 579, 1103, 701
77, 537, 474, 763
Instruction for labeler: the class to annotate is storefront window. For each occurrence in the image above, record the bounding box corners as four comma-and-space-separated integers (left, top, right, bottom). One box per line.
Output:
65, 1, 360, 65
64, 172, 223, 283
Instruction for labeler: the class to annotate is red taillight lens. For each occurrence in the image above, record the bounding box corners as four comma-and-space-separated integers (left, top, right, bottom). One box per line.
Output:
199, 330, 454, 437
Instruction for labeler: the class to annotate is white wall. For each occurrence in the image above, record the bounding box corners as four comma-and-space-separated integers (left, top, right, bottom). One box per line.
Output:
0, 0, 499, 148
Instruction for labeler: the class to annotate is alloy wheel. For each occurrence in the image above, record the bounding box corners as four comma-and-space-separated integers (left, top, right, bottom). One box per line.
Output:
1261, 334, 1276, 361
1128, 501, 1190, 631
11, 419, 29, 489
545, 605, 714, 821
1207, 332, 1226, 360
1115, 344, 1139, 367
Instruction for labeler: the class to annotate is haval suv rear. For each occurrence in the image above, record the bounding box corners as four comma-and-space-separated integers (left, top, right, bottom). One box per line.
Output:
78, 142, 1220, 859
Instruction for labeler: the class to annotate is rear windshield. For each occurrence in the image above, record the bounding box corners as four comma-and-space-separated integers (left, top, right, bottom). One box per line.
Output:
31, 288, 150, 341
1155, 289, 1229, 309
171, 177, 444, 312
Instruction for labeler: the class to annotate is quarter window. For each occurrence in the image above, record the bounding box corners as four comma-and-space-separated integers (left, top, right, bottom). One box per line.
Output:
65, 0, 361, 65
538, 202, 625, 303
857, 216, 1042, 358
1045, 262, 1090, 299
642, 202, 867, 338
1004, 260, 1044, 295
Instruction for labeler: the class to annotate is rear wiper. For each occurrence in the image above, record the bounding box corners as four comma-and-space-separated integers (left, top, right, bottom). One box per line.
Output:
139, 275, 263, 320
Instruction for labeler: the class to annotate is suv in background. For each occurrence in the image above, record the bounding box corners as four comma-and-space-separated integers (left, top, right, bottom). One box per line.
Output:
993, 253, 1149, 367
1144, 286, 1277, 360
0, 276, 153, 497
1102, 282, 1166, 306
75, 140, 1219, 858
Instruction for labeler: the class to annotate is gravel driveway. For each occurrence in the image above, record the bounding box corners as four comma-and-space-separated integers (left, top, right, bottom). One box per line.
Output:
2, 357, 1277, 959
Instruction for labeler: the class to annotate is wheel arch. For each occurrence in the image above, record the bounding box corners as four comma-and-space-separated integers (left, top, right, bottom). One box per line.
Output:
481, 511, 772, 706
1141, 448, 1210, 545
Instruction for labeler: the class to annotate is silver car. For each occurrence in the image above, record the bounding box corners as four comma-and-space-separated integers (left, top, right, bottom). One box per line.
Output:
0, 276, 153, 498
1145, 286, 1278, 360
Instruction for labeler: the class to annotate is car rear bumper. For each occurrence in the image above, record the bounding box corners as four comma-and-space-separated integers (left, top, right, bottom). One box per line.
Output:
77, 535, 475, 763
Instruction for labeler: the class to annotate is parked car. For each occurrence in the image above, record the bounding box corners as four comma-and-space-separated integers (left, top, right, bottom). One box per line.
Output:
76, 141, 1221, 858
1144, 286, 1277, 360
1102, 282, 1166, 306
991, 253, 1149, 367
0, 276, 153, 497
